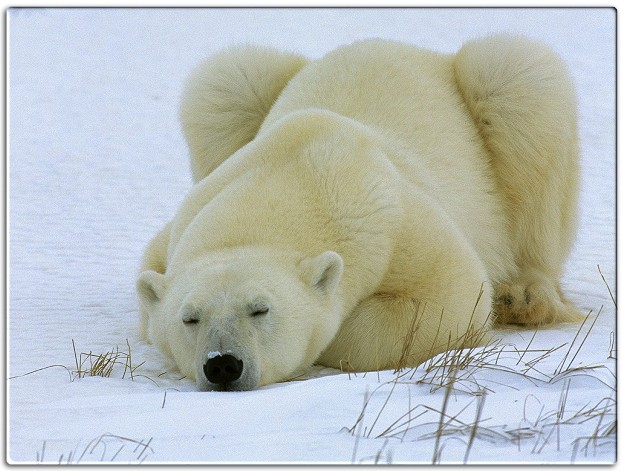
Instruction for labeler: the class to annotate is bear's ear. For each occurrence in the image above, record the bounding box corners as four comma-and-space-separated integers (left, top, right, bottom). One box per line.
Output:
300, 251, 343, 295
137, 270, 167, 307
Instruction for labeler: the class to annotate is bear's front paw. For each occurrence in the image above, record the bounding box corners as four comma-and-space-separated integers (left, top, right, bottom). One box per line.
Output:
493, 273, 583, 326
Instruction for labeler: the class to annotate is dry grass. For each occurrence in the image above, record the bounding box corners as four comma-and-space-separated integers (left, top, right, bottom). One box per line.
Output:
35, 433, 154, 464
71, 339, 144, 381
346, 267, 616, 464
9, 339, 155, 385
395, 300, 427, 372
348, 369, 614, 463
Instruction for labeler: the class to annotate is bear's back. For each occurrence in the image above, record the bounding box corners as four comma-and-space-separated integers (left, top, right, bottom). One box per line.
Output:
259, 40, 509, 281
261, 40, 475, 159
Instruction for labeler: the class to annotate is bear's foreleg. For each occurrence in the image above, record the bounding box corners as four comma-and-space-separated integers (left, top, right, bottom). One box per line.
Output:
317, 292, 489, 373
137, 222, 171, 340
318, 194, 494, 372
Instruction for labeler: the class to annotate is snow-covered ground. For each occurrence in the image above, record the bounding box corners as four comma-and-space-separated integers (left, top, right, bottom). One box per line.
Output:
7, 8, 615, 464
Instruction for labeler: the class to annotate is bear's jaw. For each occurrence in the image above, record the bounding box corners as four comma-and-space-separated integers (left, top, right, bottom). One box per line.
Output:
196, 374, 260, 392
198, 381, 249, 392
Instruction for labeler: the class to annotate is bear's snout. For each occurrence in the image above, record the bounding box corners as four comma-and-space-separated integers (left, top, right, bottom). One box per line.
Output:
203, 353, 244, 386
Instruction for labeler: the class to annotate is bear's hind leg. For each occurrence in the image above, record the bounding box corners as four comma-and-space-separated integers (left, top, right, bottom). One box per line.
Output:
454, 35, 583, 326
180, 46, 308, 182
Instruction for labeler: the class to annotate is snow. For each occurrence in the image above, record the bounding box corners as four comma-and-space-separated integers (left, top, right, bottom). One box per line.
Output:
7, 8, 615, 464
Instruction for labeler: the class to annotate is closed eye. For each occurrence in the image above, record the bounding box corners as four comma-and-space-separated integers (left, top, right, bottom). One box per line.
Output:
182, 309, 200, 325
250, 307, 269, 317
247, 299, 271, 317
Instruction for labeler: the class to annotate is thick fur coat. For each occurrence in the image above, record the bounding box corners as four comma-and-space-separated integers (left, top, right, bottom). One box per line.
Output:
137, 37, 581, 391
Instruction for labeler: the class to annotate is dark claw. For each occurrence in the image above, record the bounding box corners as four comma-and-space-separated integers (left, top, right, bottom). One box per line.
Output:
496, 295, 514, 306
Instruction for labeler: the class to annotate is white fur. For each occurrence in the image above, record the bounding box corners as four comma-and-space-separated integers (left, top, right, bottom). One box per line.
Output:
179, 45, 308, 182
138, 36, 581, 390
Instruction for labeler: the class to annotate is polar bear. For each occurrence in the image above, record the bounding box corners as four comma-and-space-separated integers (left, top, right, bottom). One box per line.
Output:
137, 36, 581, 391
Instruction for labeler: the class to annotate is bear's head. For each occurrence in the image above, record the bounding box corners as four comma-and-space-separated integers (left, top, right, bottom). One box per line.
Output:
137, 248, 344, 391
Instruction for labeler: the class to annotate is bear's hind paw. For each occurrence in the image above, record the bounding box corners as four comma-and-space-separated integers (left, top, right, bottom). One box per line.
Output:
493, 275, 584, 327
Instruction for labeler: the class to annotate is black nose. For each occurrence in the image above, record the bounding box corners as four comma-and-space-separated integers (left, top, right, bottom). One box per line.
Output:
203, 354, 243, 385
